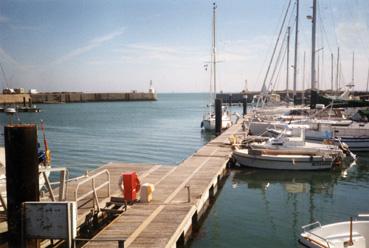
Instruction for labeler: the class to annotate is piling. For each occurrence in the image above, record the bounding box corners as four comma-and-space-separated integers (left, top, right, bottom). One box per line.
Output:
310, 89, 317, 109
28, 98, 32, 107
4, 124, 39, 247
215, 98, 222, 134
242, 97, 247, 116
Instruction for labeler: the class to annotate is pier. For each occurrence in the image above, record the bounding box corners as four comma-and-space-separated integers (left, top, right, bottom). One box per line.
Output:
0, 91, 157, 105
49, 121, 243, 247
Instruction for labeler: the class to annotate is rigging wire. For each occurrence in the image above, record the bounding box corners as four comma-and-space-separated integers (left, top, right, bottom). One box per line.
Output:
268, 31, 288, 92
254, 0, 292, 86
259, 0, 292, 95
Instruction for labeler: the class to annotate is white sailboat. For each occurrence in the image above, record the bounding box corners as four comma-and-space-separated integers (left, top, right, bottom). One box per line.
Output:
201, 2, 232, 131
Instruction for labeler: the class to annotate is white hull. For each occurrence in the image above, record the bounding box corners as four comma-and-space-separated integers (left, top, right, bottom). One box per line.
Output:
250, 121, 369, 152
233, 149, 333, 170
300, 219, 369, 248
202, 118, 232, 131
306, 135, 369, 152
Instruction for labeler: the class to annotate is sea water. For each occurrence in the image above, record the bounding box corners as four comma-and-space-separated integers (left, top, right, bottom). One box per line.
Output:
1, 93, 368, 248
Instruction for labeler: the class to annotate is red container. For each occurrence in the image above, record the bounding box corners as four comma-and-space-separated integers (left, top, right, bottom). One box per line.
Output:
122, 172, 140, 202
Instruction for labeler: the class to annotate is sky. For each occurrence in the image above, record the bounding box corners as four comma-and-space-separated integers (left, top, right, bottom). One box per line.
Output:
0, 0, 368, 93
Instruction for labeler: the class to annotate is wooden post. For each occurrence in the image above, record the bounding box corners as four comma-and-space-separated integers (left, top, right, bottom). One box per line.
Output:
215, 98, 222, 135
4, 124, 39, 247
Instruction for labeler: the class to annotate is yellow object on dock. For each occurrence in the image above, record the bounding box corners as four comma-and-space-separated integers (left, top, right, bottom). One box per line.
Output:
140, 183, 155, 203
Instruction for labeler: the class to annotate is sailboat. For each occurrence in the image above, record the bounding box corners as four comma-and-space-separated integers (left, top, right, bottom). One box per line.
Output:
201, 2, 232, 131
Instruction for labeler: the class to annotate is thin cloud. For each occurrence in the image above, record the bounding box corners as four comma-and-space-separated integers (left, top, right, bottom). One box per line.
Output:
115, 43, 205, 64
52, 28, 125, 65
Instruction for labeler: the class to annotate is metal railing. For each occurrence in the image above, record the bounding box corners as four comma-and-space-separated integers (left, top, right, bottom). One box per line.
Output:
74, 169, 110, 212
301, 221, 332, 248
40, 167, 68, 201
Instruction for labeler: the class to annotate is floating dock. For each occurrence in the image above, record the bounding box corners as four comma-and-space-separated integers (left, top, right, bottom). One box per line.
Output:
52, 122, 243, 248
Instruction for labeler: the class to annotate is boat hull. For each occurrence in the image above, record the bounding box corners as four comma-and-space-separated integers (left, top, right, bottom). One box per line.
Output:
233, 150, 333, 170
300, 220, 369, 248
306, 135, 369, 152
202, 117, 232, 131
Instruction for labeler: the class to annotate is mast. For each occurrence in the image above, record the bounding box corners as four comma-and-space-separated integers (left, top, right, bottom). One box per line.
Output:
351, 51, 355, 86
302, 51, 306, 105
310, 0, 317, 109
286, 26, 291, 101
367, 66, 369, 92
330, 53, 334, 91
335, 47, 340, 91
212, 2, 217, 98
317, 54, 320, 90
293, 0, 299, 104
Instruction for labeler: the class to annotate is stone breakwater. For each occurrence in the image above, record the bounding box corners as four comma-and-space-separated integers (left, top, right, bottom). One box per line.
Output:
0, 92, 157, 104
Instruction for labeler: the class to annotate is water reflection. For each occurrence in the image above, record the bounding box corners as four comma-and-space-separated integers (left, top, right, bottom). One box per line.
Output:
200, 129, 215, 144
230, 168, 344, 243
232, 168, 340, 195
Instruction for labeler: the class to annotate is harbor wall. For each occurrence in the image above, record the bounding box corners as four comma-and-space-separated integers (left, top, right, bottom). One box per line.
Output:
0, 92, 157, 104
0, 94, 31, 105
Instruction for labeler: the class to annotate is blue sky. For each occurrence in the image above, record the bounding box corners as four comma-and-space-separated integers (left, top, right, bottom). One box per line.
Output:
0, 0, 368, 93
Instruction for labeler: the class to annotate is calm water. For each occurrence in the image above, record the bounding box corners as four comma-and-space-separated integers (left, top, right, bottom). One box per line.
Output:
191, 157, 369, 248
1, 93, 369, 248
0, 93, 214, 177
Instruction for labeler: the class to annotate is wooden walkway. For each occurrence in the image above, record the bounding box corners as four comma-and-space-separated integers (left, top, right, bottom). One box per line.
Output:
61, 122, 244, 248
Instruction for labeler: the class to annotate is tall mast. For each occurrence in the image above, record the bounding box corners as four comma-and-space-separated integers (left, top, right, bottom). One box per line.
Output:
293, 0, 299, 104
310, 0, 317, 109
335, 47, 340, 91
317, 54, 320, 90
367, 66, 369, 92
302, 51, 306, 105
330, 53, 334, 91
351, 51, 355, 86
212, 2, 217, 97
286, 26, 291, 101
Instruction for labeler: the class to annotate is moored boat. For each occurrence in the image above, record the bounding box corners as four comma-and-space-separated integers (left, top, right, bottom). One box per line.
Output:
232, 129, 346, 170
300, 215, 369, 248
201, 3, 232, 132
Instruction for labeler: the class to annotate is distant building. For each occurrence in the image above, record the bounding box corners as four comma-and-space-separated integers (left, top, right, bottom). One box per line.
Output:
3, 88, 15, 94
15, 88, 26, 94
29, 89, 39, 94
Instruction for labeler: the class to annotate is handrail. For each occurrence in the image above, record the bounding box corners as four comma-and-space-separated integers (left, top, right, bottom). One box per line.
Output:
74, 169, 110, 211
302, 221, 321, 231
39, 167, 68, 201
302, 233, 331, 248
301, 222, 332, 248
